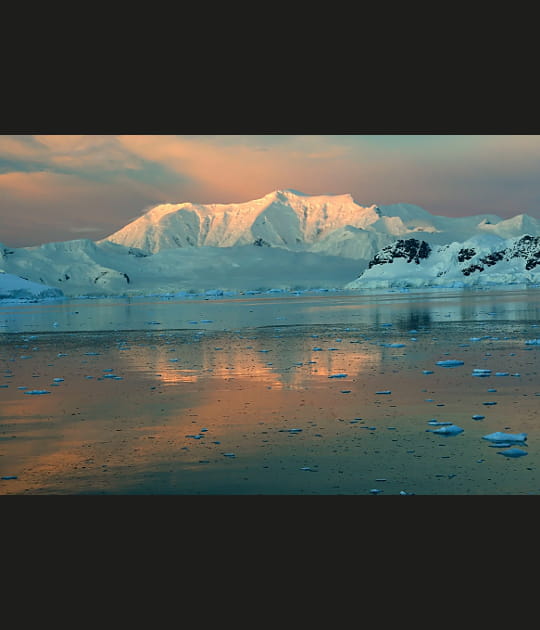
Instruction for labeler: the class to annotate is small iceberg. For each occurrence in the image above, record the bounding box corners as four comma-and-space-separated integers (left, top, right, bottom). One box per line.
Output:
436, 360, 464, 367
23, 390, 51, 395
482, 431, 527, 443
427, 424, 464, 436
497, 448, 528, 458
376, 390, 391, 395
328, 373, 348, 378
472, 415, 485, 420
472, 369, 491, 377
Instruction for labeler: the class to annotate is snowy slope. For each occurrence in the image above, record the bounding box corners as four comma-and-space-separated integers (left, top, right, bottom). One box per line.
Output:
0, 270, 64, 300
0, 238, 364, 296
345, 234, 540, 289
103, 189, 540, 259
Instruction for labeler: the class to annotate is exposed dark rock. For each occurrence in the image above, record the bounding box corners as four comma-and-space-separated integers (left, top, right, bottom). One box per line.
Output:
368, 239, 431, 269
457, 248, 476, 263
253, 238, 271, 247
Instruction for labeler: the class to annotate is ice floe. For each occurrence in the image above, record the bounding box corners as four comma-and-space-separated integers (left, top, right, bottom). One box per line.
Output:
497, 448, 528, 458
426, 424, 464, 435
472, 368, 491, 377
436, 360, 464, 367
482, 431, 527, 443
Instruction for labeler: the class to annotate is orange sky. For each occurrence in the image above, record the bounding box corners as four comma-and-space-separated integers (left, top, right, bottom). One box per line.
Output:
2, 134, 540, 247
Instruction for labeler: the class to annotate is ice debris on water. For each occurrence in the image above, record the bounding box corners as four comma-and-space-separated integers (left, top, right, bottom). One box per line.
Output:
482, 401, 497, 406
223, 453, 236, 457
472, 369, 491, 377
426, 424, 464, 435
23, 390, 51, 395
376, 390, 391, 395
423, 370, 434, 374
328, 373, 348, 378
436, 360, 464, 367
472, 415, 485, 420
525, 339, 540, 345
1, 476, 17, 480
427, 420, 453, 426
482, 431, 527, 443
497, 448, 528, 458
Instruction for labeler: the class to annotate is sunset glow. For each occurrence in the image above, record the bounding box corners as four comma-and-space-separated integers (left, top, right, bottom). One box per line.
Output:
2, 134, 540, 247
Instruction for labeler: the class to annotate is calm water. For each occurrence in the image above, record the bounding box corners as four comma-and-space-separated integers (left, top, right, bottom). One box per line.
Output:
1, 287, 539, 494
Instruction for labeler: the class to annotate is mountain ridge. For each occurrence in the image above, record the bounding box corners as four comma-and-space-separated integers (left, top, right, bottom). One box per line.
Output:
101, 189, 540, 259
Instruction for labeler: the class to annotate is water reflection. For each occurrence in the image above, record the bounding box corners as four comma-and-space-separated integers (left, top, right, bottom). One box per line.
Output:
117, 328, 382, 391
1, 287, 540, 334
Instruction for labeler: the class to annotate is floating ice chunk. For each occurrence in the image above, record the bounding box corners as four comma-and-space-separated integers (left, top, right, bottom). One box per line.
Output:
427, 424, 464, 435
469, 337, 482, 342
423, 370, 434, 374
376, 390, 391, 395
84, 352, 100, 356
300, 467, 316, 472
223, 452, 236, 457
23, 390, 50, 395
57, 353, 68, 357
436, 360, 464, 367
525, 339, 540, 345
53, 378, 64, 382
146, 321, 161, 325
487, 388, 497, 392
382, 343, 406, 348
341, 390, 351, 394
482, 401, 497, 406
328, 373, 348, 379
200, 320, 213, 323
495, 372, 509, 376
482, 431, 527, 443
497, 448, 528, 458
186, 434, 204, 439
512, 373, 521, 377
1, 476, 17, 480
312, 347, 323, 351
369, 489, 383, 494
472, 415, 485, 420
472, 369, 491, 377
427, 420, 453, 426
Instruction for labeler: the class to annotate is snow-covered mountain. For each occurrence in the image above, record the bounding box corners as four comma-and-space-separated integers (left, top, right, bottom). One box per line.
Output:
0, 239, 362, 297
102, 189, 540, 259
2, 191, 540, 298
345, 234, 540, 289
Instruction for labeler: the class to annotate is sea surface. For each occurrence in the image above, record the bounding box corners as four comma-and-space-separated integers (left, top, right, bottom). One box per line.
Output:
1, 287, 539, 494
